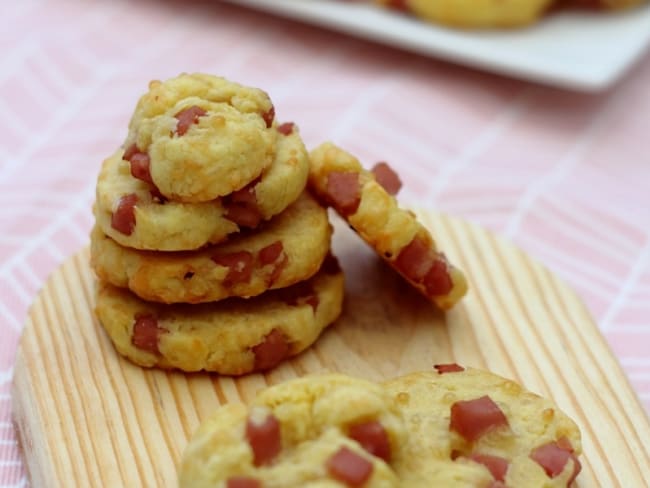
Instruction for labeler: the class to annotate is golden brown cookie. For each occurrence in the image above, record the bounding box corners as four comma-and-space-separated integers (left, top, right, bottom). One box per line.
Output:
179, 374, 407, 488
94, 257, 344, 374
376, 0, 554, 28
308, 142, 467, 310
90, 193, 331, 304
123, 73, 277, 202
179, 367, 582, 487
384, 366, 582, 487
95, 124, 308, 251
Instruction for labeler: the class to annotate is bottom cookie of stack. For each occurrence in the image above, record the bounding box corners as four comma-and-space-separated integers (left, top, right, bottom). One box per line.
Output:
94, 256, 344, 375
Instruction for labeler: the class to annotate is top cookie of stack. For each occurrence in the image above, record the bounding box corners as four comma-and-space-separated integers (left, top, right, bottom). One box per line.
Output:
95, 73, 309, 251
90, 74, 345, 375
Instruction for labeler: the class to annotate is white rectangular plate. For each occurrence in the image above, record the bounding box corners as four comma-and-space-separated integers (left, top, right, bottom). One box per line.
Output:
224, 0, 650, 91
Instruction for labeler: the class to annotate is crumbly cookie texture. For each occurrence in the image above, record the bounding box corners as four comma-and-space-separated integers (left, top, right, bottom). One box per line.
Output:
179, 367, 582, 487
90, 192, 331, 304
94, 259, 344, 374
308, 142, 467, 310
375, 0, 554, 28
124, 73, 277, 202
384, 367, 582, 487
96, 124, 308, 251
179, 374, 407, 488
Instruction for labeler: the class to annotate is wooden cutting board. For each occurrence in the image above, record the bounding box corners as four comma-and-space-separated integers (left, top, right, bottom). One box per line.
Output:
12, 213, 650, 487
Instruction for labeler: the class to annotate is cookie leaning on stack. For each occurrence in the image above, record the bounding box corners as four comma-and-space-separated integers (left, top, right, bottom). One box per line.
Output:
90, 73, 344, 374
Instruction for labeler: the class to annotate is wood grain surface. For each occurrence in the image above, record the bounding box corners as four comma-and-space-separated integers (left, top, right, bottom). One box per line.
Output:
12, 213, 650, 487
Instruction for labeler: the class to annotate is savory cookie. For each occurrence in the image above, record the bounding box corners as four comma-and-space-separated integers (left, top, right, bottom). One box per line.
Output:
95, 124, 309, 251
123, 73, 277, 202
384, 366, 582, 487
94, 259, 344, 374
179, 367, 582, 487
90, 193, 331, 304
308, 142, 467, 310
179, 374, 407, 488
376, 0, 553, 28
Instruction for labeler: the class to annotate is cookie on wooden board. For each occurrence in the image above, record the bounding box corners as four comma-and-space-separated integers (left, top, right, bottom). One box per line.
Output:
179, 366, 581, 487
123, 73, 277, 202
179, 374, 407, 488
384, 366, 582, 487
91, 193, 331, 304
94, 257, 344, 375
95, 124, 308, 251
308, 142, 467, 310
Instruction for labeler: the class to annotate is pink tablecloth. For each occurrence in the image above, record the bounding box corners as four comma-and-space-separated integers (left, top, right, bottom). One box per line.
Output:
1, 0, 649, 484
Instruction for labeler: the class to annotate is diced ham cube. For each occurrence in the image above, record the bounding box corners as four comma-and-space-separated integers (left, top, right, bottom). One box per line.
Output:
262, 106, 275, 128
111, 193, 139, 236
175, 105, 207, 136
277, 122, 295, 135
530, 439, 581, 485
259, 241, 287, 284
224, 182, 262, 228
327, 447, 373, 486
259, 241, 284, 265
449, 396, 509, 442
326, 172, 361, 217
394, 236, 434, 282
434, 363, 465, 374
212, 251, 254, 286
131, 313, 166, 354
423, 257, 453, 296
245, 412, 281, 466
252, 329, 290, 371
348, 421, 391, 463
123, 144, 153, 185
371, 162, 402, 196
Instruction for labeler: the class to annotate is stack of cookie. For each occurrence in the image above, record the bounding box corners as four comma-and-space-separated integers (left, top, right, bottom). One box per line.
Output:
90, 74, 345, 375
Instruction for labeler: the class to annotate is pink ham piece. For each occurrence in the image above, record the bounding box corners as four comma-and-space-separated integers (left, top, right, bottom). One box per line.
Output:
226, 477, 261, 488
468, 453, 509, 482
131, 313, 166, 354
277, 122, 295, 135
395, 236, 433, 281
211, 251, 254, 286
225, 182, 262, 228
371, 162, 402, 196
326, 172, 361, 217
252, 329, 290, 371
175, 105, 207, 136
123, 144, 153, 185
262, 106, 275, 128
259, 241, 287, 285
245, 412, 281, 466
259, 241, 283, 265
530, 438, 581, 485
348, 421, 391, 463
327, 447, 373, 486
394, 236, 454, 297
434, 363, 465, 374
423, 257, 453, 296
111, 193, 139, 236
449, 396, 509, 442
